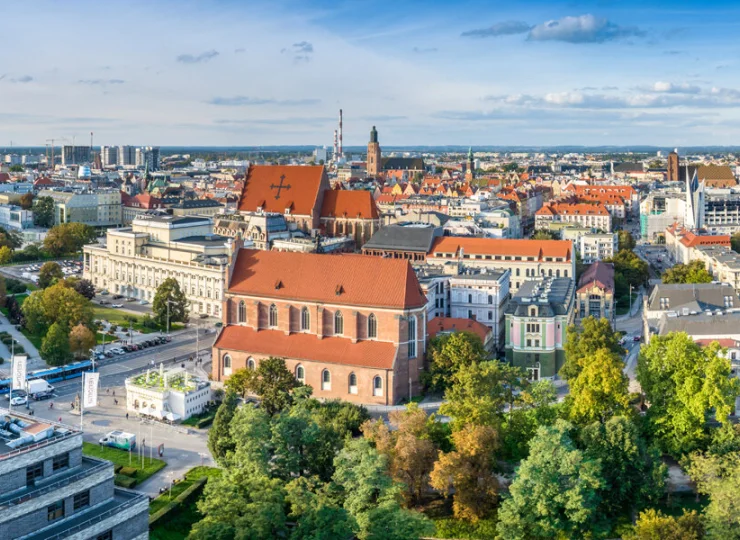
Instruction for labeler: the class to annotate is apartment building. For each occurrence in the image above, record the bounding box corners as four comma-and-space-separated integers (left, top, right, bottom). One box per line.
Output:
579, 232, 618, 264
38, 189, 122, 227
83, 214, 230, 317
0, 410, 148, 540
535, 202, 612, 233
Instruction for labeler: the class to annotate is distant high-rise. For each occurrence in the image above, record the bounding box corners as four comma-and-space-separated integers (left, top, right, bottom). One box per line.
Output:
61, 145, 91, 166
119, 145, 136, 166
138, 146, 160, 171
101, 146, 118, 167
367, 126, 381, 176
668, 149, 679, 182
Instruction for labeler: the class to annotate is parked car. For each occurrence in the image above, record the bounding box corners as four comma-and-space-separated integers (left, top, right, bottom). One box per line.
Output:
633, 336, 641, 342
99, 300, 110, 305
100, 290, 109, 295
10, 395, 28, 406
139, 300, 148, 305
111, 304, 123, 308
5, 389, 27, 400
112, 295, 124, 300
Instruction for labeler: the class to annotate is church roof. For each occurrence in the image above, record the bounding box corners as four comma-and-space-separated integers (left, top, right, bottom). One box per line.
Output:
238, 165, 325, 216
320, 190, 379, 219
229, 249, 426, 309
382, 157, 424, 171
214, 326, 397, 369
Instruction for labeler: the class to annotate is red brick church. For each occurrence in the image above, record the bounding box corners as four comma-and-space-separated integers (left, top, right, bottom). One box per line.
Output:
237, 165, 381, 247
212, 248, 427, 405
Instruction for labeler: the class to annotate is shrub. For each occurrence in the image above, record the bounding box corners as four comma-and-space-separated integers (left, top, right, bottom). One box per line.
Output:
114, 464, 123, 473
114, 474, 137, 488
149, 477, 208, 527
119, 466, 138, 477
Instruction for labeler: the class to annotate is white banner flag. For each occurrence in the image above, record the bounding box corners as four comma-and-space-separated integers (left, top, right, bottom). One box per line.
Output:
11, 355, 27, 391
83, 372, 100, 408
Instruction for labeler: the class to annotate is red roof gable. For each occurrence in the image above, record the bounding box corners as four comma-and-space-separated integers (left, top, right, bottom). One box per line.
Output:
429, 237, 572, 261
320, 190, 379, 219
229, 249, 426, 309
215, 326, 397, 369
426, 317, 491, 344
238, 165, 325, 216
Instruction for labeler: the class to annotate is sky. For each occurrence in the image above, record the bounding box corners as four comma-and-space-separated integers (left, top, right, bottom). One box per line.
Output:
3, 0, 740, 147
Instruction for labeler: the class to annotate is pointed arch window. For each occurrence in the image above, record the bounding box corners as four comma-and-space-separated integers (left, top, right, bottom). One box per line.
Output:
301, 307, 310, 331
322, 369, 331, 391
269, 304, 278, 328
373, 376, 383, 397
335, 311, 344, 335
247, 357, 255, 371
296, 365, 305, 383
368, 313, 377, 339
238, 301, 246, 323
349, 373, 358, 394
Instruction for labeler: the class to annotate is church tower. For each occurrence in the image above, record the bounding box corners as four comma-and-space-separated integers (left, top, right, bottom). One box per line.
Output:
367, 126, 381, 177
465, 147, 474, 181
667, 149, 679, 182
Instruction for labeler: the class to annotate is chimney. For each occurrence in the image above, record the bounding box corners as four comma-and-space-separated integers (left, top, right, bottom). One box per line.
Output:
338, 109, 343, 159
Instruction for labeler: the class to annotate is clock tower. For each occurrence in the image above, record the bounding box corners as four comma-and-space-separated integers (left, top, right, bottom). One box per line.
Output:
367, 125, 382, 177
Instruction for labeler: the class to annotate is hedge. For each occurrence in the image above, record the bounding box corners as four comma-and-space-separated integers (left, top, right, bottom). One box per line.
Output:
119, 466, 138, 477
195, 415, 215, 429
114, 474, 137, 488
114, 465, 123, 474
149, 477, 208, 527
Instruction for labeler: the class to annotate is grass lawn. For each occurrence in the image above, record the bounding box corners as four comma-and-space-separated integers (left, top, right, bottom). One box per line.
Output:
149, 466, 221, 515
616, 292, 639, 316
92, 306, 185, 334
82, 442, 166, 482
20, 328, 42, 350
181, 408, 217, 427
96, 332, 118, 345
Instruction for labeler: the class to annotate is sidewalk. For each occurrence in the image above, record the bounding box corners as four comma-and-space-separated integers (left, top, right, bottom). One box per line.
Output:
616, 291, 643, 321
0, 312, 43, 369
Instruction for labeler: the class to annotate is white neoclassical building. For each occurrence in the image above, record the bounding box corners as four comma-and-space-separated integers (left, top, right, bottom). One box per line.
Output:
83, 213, 231, 317
125, 365, 211, 421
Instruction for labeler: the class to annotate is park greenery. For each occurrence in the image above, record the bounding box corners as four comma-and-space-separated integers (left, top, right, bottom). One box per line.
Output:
661, 260, 714, 284
605, 248, 649, 306
200, 313, 740, 539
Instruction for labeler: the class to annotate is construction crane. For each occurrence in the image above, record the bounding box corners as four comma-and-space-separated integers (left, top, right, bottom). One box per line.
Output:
45, 137, 69, 171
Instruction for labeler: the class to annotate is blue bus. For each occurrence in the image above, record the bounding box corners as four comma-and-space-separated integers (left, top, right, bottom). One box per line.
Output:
0, 360, 93, 395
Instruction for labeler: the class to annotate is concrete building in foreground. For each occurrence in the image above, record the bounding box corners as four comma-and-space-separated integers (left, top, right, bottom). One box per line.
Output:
0, 410, 148, 540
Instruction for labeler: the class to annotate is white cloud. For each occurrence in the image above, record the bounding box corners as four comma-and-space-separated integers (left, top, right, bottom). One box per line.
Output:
527, 14, 645, 43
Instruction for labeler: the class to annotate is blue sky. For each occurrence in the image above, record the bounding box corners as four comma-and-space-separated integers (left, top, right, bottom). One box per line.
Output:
3, 0, 740, 146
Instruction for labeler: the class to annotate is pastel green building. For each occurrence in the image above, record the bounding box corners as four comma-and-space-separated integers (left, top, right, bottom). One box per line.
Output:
504, 277, 575, 380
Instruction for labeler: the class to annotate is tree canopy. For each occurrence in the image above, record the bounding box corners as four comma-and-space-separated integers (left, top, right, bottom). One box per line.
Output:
32, 196, 55, 228
567, 347, 630, 425
618, 230, 636, 251
560, 316, 624, 381
661, 260, 714, 284
226, 357, 301, 417
422, 331, 487, 393
38, 261, 63, 289
152, 277, 189, 329
43, 223, 96, 256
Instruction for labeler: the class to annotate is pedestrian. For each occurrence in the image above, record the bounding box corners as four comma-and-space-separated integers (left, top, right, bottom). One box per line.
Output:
106, 388, 110, 394
114, 399, 118, 405
126, 413, 129, 420
58, 416, 62, 422
142, 438, 146, 447
112, 390, 116, 397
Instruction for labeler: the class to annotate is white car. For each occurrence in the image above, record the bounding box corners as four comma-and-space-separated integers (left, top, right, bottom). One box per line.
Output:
10, 395, 28, 406
111, 304, 123, 308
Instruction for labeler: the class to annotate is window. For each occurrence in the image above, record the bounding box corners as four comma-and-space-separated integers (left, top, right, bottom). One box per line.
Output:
488, 295, 493, 304
48, 500, 65, 522
368, 313, 377, 339
468, 294, 473, 303
526, 339, 532, 347
247, 357, 255, 371
27, 462, 44, 485
238, 301, 246, 323
488, 311, 493, 321
269, 304, 278, 327
53, 453, 69, 471
335, 311, 344, 335
408, 317, 417, 358
349, 373, 358, 394
296, 365, 305, 383
373, 376, 383, 397
322, 369, 331, 391
223, 354, 232, 370
301, 307, 310, 331
96, 531, 113, 540
73, 490, 90, 511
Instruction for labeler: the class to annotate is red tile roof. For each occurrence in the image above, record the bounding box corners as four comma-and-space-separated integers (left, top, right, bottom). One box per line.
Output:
536, 202, 609, 217
695, 338, 739, 348
320, 190, 379, 219
229, 249, 427, 309
426, 317, 491, 344
577, 261, 615, 293
237, 165, 325, 216
429, 237, 572, 261
215, 325, 397, 369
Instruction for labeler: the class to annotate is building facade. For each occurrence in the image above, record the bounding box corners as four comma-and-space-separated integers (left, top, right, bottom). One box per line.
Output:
579, 232, 618, 264
535, 202, 612, 232
575, 261, 615, 323
213, 249, 428, 405
125, 366, 211, 421
0, 410, 149, 540
83, 214, 230, 317
504, 277, 575, 380
38, 189, 122, 227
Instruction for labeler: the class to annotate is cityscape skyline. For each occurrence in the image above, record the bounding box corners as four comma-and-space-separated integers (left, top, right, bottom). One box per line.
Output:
3, 0, 740, 146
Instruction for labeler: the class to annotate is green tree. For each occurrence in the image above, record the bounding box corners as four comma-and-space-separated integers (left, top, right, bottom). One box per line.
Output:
32, 196, 55, 228
567, 347, 630, 424
732, 231, 740, 254
19, 192, 33, 210
38, 261, 63, 288
67, 277, 96, 300
9, 164, 23, 172
496, 420, 605, 540
0, 246, 11, 265
40, 322, 72, 366
233, 357, 300, 416
152, 277, 189, 328
68, 323, 96, 359
21, 290, 46, 334
618, 230, 636, 251
40, 282, 93, 330
208, 390, 239, 465
581, 416, 667, 519
531, 229, 558, 240
662, 260, 714, 284
439, 360, 508, 431
561, 316, 623, 380
285, 477, 356, 540
422, 331, 487, 393
0, 226, 22, 250
501, 380, 559, 461
626, 509, 703, 540
638, 333, 740, 456
685, 451, 740, 539
606, 249, 649, 296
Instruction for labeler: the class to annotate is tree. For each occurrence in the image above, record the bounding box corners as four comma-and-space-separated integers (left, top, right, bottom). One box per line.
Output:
32, 196, 55, 228
40, 282, 93, 330
685, 451, 740, 539
67, 277, 96, 300
732, 231, 740, 254
19, 192, 33, 210
626, 509, 703, 540
0, 227, 22, 250
560, 316, 623, 381
581, 416, 666, 519
0, 246, 11, 265
231, 357, 300, 416
0, 275, 6, 308
43, 223, 96, 256
285, 478, 356, 540
38, 261, 63, 288
606, 249, 649, 296
639, 333, 740, 456
531, 229, 558, 240
501, 380, 559, 461
618, 230, 636, 251
362, 403, 438, 505
496, 421, 605, 540
69, 323, 96, 359
152, 277, 189, 328
40, 322, 72, 366
21, 290, 47, 334
9, 164, 23, 173
439, 360, 508, 431
208, 390, 239, 466
567, 348, 630, 425
662, 260, 713, 284
430, 424, 499, 521
422, 331, 487, 392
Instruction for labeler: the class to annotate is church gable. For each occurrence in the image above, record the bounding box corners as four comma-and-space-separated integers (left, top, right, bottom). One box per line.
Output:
238, 165, 327, 217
